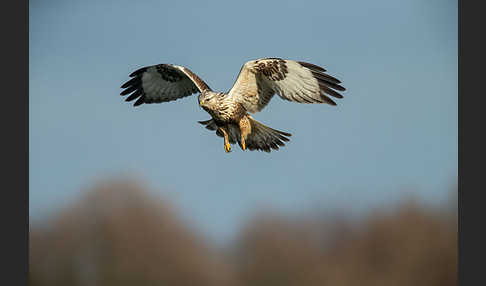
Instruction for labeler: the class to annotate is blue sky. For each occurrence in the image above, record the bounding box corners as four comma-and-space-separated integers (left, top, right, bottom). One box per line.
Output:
30, 0, 457, 241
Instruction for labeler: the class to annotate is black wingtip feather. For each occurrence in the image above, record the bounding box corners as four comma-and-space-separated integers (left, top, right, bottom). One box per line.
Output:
121, 77, 141, 89
311, 71, 342, 85
129, 67, 148, 77
320, 93, 337, 106
120, 85, 138, 95
326, 82, 346, 92
319, 84, 344, 99
125, 90, 143, 102
298, 61, 327, 72
133, 96, 145, 106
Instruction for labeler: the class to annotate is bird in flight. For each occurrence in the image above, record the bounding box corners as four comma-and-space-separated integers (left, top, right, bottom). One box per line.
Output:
120, 58, 345, 153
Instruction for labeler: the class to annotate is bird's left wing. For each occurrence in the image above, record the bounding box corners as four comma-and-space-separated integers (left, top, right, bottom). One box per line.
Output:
227, 58, 345, 113
120, 64, 211, 106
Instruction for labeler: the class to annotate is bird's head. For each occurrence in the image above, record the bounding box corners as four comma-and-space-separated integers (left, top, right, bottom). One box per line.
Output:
199, 91, 220, 110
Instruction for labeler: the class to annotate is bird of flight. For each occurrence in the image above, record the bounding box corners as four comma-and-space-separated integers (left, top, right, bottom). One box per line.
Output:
120, 58, 345, 153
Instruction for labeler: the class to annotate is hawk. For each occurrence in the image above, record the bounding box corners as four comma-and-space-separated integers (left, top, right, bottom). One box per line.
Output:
120, 58, 345, 153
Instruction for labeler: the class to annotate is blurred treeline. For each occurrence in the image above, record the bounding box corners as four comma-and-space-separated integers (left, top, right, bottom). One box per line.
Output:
30, 180, 457, 286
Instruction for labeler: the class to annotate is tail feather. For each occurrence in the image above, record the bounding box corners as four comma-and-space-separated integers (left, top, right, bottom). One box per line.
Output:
198, 119, 218, 131
243, 117, 292, 152
198, 117, 292, 152
198, 119, 237, 143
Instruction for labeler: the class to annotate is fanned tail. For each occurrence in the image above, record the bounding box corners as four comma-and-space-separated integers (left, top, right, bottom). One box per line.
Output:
242, 117, 291, 152
198, 118, 292, 152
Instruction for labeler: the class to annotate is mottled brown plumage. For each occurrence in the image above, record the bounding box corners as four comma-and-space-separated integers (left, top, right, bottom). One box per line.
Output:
120, 58, 345, 153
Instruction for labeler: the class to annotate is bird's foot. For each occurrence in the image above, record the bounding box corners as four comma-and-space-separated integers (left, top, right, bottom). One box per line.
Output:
241, 141, 246, 151
224, 142, 231, 153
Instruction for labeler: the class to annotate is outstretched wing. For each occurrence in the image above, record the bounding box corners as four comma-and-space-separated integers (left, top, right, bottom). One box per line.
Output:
120, 64, 211, 107
227, 58, 345, 113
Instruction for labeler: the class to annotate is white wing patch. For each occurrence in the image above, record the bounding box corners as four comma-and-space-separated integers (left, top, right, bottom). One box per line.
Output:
228, 58, 345, 113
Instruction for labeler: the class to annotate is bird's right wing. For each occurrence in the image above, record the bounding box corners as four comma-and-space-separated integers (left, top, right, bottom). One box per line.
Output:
120, 64, 211, 106
227, 58, 345, 113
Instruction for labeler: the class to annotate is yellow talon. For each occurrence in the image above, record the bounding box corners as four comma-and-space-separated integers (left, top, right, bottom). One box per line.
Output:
242, 141, 246, 151
224, 143, 231, 153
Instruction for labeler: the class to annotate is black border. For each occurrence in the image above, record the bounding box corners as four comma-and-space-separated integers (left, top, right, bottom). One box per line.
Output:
459, 1, 482, 285
3, 0, 28, 285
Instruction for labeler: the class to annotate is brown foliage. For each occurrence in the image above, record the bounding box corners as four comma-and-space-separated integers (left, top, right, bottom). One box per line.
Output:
29, 180, 235, 286
30, 180, 457, 286
234, 201, 457, 286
